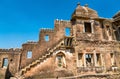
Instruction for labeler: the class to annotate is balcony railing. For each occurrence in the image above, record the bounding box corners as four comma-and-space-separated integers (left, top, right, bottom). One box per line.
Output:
77, 66, 104, 73
64, 37, 73, 47
76, 33, 101, 41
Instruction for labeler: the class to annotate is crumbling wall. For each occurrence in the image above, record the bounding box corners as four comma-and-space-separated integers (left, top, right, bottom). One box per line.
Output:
20, 20, 72, 70
20, 42, 37, 68
0, 48, 21, 78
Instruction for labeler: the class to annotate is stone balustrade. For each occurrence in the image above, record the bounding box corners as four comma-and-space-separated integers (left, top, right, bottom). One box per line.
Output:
77, 66, 104, 73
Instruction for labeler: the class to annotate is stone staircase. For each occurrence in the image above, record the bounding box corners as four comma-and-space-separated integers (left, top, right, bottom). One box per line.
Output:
15, 38, 66, 79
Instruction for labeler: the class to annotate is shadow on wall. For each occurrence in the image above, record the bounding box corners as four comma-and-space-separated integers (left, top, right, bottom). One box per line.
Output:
5, 64, 13, 79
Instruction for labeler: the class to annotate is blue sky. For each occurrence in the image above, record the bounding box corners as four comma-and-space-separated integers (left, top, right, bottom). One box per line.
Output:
0, 0, 120, 48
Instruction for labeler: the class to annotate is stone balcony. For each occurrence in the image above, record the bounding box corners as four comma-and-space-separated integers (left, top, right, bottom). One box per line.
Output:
76, 33, 101, 41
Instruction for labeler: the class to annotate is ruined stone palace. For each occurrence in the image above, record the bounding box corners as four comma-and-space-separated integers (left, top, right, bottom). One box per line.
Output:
0, 3, 120, 79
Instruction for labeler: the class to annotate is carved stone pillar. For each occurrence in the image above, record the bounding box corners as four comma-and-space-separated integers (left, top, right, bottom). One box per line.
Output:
91, 20, 94, 33
94, 51, 97, 66
100, 54, 103, 66
83, 53, 86, 67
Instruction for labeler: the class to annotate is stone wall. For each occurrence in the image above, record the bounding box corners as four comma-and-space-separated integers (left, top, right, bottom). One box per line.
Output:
0, 48, 21, 78
21, 49, 75, 78
1, 3, 120, 79
20, 20, 72, 69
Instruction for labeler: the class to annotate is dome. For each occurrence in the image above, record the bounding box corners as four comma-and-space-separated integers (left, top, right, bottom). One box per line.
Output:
71, 3, 98, 19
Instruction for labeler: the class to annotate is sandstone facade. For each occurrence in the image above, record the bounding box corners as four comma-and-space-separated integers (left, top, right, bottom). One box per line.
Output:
0, 3, 120, 79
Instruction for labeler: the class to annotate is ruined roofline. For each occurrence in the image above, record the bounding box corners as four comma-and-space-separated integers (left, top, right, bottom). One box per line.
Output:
54, 19, 70, 24
54, 17, 113, 24
54, 19, 70, 22
0, 48, 21, 52
40, 28, 54, 32
40, 19, 70, 32
95, 17, 112, 20
98, 17, 113, 23
22, 41, 38, 45
71, 16, 113, 21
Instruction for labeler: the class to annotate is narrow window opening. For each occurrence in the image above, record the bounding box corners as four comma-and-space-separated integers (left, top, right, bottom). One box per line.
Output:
84, 22, 92, 33
106, 25, 112, 40
114, 31, 119, 40
85, 54, 93, 67
96, 54, 101, 66
78, 53, 82, 60
69, 38, 72, 46
44, 35, 49, 41
110, 53, 114, 66
78, 53, 83, 67
66, 38, 69, 46
57, 55, 63, 67
56, 53, 66, 68
106, 25, 111, 36
106, 26, 110, 30
2, 58, 8, 68
27, 51, 32, 59
65, 28, 70, 36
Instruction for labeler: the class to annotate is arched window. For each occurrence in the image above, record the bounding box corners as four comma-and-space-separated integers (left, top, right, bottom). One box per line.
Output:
56, 52, 66, 68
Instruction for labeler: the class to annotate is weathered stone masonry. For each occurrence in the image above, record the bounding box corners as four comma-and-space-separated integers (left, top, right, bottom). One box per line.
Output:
0, 3, 120, 79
